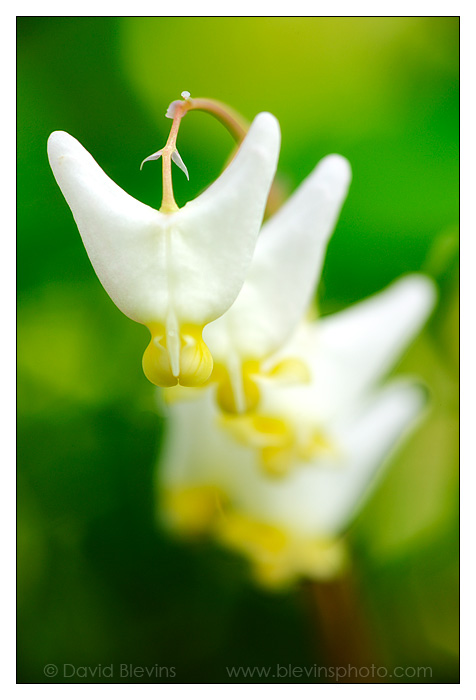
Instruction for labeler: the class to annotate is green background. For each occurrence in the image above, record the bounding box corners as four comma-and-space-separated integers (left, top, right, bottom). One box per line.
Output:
18, 17, 459, 683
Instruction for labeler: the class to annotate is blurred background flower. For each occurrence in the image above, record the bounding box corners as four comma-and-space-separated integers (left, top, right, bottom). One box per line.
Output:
17, 17, 458, 683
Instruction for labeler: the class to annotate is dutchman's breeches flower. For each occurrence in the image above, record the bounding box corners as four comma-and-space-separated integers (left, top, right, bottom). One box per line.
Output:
48, 96, 280, 388
204, 152, 352, 414
160, 276, 435, 586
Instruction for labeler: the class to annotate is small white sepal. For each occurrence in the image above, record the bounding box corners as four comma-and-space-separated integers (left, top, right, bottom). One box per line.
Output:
140, 149, 163, 170
172, 149, 189, 180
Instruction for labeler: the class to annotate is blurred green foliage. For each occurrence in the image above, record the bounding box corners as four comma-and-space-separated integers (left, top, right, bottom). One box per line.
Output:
17, 17, 458, 683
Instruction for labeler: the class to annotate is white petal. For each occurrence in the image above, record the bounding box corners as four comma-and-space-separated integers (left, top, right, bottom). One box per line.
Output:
260, 275, 435, 426
231, 381, 426, 537
47, 112, 280, 328
160, 381, 425, 538
205, 154, 351, 361
316, 381, 426, 533
48, 130, 168, 324
308, 275, 436, 418
160, 389, 232, 488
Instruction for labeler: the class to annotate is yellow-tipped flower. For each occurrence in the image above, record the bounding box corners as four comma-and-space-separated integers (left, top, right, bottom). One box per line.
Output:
160, 273, 435, 586
47, 111, 280, 388
204, 154, 352, 413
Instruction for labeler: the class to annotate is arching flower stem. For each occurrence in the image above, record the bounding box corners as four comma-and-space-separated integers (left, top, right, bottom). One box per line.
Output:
159, 94, 249, 213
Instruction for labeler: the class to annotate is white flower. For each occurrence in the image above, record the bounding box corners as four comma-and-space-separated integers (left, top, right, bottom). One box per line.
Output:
47, 113, 280, 388
204, 153, 351, 413
159, 275, 435, 586
238, 275, 436, 474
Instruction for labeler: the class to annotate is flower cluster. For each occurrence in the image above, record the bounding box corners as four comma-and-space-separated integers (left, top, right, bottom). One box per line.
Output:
48, 94, 435, 587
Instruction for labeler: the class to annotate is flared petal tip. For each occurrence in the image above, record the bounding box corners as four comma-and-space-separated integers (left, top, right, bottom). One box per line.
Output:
47, 130, 71, 160
316, 153, 352, 190
47, 130, 86, 171
393, 273, 438, 320
248, 112, 281, 153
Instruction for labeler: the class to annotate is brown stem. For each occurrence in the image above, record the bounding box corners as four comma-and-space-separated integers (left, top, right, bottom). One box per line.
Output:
304, 569, 381, 683
187, 97, 249, 142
